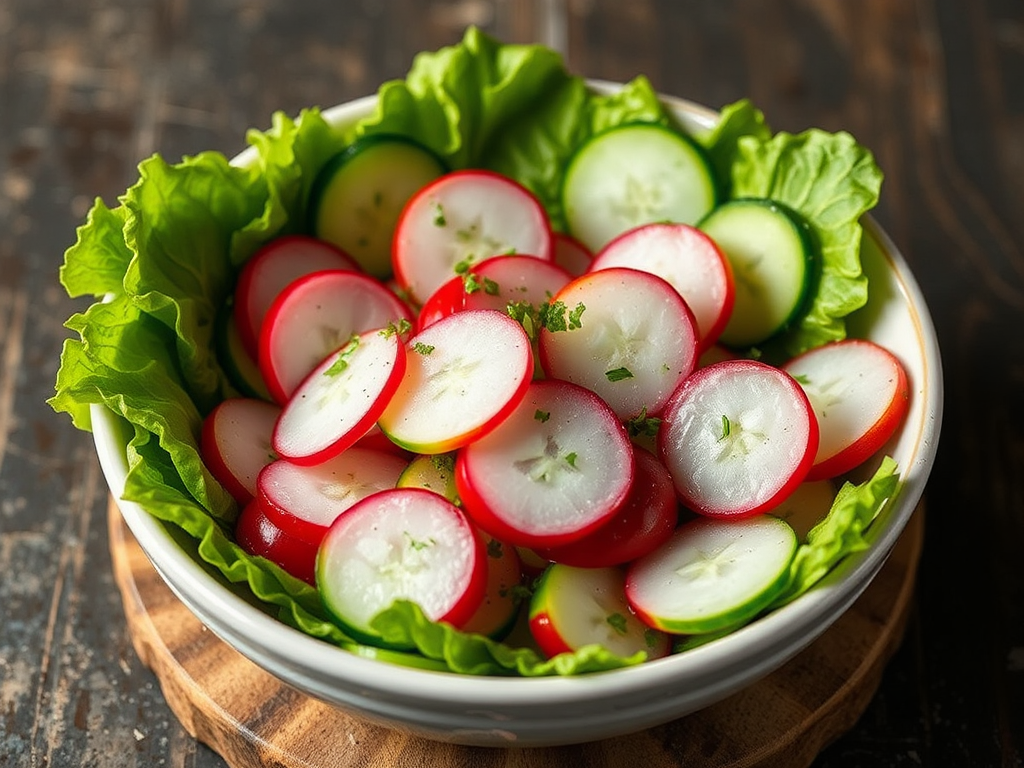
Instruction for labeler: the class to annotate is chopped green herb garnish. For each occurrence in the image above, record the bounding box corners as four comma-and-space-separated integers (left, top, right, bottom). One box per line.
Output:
379, 318, 412, 339
433, 203, 446, 227
605, 367, 634, 382
482, 277, 500, 295
534, 409, 551, 423
644, 628, 660, 649
486, 539, 504, 559
413, 342, 436, 355
323, 335, 361, 377
792, 373, 811, 385
404, 531, 436, 551
719, 415, 731, 441
564, 452, 578, 468
626, 407, 662, 438
606, 613, 629, 635
454, 257, 473, 274
538, 300, 568, 332
430, 453, 455, 474
567, 302, 586, 329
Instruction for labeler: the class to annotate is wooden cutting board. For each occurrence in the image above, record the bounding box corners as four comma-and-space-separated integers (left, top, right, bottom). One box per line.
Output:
108, 497, 923, 768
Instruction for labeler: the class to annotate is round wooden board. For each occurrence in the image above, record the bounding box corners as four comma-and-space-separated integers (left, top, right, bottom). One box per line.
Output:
107, 497, 924, 768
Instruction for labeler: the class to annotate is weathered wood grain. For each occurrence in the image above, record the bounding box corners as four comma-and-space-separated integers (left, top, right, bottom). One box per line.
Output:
1, 0, 1022, 766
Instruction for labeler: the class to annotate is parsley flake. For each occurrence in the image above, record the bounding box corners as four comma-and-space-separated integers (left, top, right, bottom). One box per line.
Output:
605, 367, 634, 382
378, 318, 412, 339
323, 335, 361, 377
534, 409, 551, 423
433, 203, 446, 227
718, 415, 731, 441
413, 342, 435, 355
626, 407, 662, 438
606, 613, 629, 635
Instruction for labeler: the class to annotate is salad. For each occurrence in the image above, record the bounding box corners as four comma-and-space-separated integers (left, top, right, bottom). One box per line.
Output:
52, 27, 904, 676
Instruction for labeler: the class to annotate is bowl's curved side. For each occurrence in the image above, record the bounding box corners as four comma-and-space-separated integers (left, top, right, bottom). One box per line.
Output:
93, 82, 942, 747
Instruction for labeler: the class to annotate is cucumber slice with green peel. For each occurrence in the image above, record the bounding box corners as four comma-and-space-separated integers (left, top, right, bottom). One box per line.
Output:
308, 133, 448, 278
699, 198, 815, 349
562, 123, 717, 253
215, 302, 272, 401
316, 487, 487, 647
625, 515, 798, 635
396, 452, 460, 504
529, 564, 671, 660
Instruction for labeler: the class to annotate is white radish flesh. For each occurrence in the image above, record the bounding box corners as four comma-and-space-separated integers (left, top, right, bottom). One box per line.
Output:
273, 329, 406, 466
659, 359, 818, 518
201, 398, 281, 505
539, 267, 699, 420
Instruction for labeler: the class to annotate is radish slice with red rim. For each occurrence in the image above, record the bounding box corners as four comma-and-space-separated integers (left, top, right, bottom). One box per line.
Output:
233, 235, 359, 358
782, 339, 910, 481
201, 397, 281, 506
235, 500, 318, 586
378, 309, 533, 454
659, 359, 818, 519
456, 378, 634, 548
259, 269, 413, 404
459, 535, 524, 640
539, 267, 699, 420
552, 232, 593, 277
536, 445, 678, 568
392, 170, 553, 305
273, 328, 407, 466
316, 487, 487, 645
257, 447, 410, 547
589, 222, 734, 350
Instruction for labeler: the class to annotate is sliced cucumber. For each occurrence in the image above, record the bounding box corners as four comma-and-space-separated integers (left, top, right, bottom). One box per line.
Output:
396, 453, 460, 504
698, 198, 815, 349
625, 515, 797, 635
308, 133, 447, 278
215, 301, 271, 400
562, 123, 717, 253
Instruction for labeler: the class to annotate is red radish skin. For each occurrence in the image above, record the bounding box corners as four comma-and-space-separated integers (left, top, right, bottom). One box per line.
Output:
257, 447, 410, 547
273, 328, 407, 466
536, 445, 678, 568
659, 359, 818, 519
258, 269, 413, 404
456, 379, 635, 549
783, 339, 910, 481
316, 488, 488, 638
378, 310, 534, 454
233, 235, 359, 358
392, 170, 553, 305
590, 223, 735, 351
235, 500, 318, 585
201, 398, 281, 506
552, 232, 593, 277
539, 267, 700, 420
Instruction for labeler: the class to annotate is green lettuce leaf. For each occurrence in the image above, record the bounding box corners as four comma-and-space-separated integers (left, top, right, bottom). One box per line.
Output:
696, 98, 772, 201
769, 456, 901, 607
59, 199, 134, 299
730, 129, 883, 357
372, 601, 646, 676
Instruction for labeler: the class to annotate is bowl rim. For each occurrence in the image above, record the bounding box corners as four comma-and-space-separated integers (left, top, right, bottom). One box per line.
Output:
93, 82, 943, 714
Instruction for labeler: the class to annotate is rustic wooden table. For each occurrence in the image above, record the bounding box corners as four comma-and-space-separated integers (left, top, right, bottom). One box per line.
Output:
2, 1, 1022, 766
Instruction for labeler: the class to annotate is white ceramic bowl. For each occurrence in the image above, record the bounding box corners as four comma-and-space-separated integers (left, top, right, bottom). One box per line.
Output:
92, 85, 943, 747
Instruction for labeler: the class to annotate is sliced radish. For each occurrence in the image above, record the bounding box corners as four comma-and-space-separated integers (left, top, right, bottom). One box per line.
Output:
233, 235, 360, 358
235, 500, 318, 585
539, 267, 699, 420
316, 487, 487, 644
625, 515, 798, 634
456, 379, 634, 549
418, 255, 573, 331
529, 564, 671, 660
659, 359, 818, 519
257, 447, 409, 547
460, 535, 524, 640
259, 269, 413, 404
273, 328, 407, 466
782, 339, 910, 481
392, 170, 553, 305
200, 398, 281, 506
552, 232, 593, 277
536, 445, 678, 568
589, 222, 734, 350
377, 309, 533, 454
